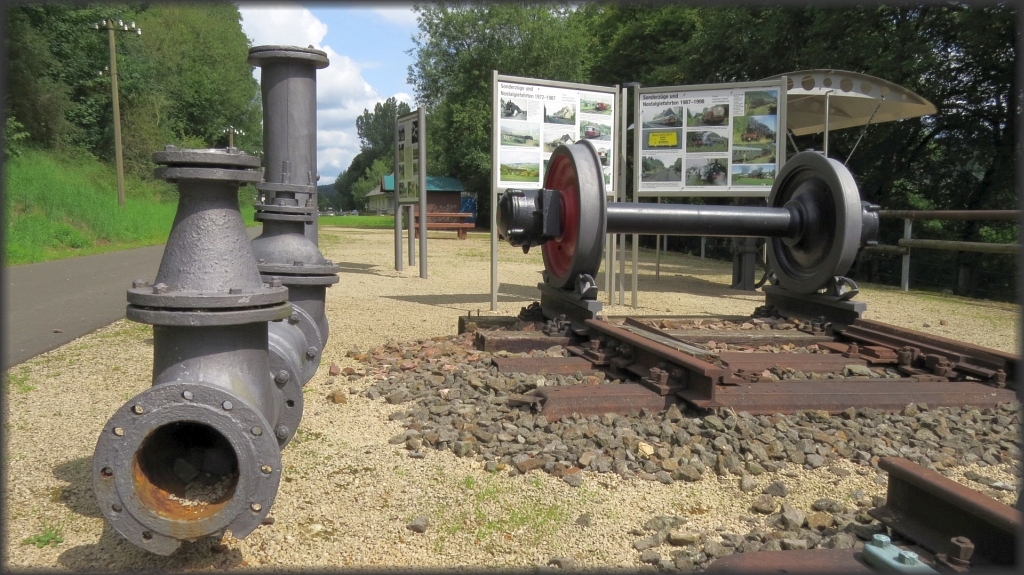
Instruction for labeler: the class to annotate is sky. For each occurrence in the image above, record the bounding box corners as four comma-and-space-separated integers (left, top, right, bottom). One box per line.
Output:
236, 2, 420, 185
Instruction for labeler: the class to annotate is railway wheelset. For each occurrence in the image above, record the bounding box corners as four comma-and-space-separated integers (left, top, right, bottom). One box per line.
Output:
498, 140, 880, 332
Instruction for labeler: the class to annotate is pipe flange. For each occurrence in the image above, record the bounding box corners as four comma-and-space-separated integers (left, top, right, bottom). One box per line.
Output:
258, 262, 341, 276
269, 368, 304, 448
272, 300, 323, 384
127, 302, 291, 327
260, 273, 340, 287
152, 147, 262, 170
256, 182, 317, 195
154, 167, 263, 184
254, 212, 316, 224
254, 204, 317, 216
93, 383, 282, 556
248, 45, 329, 68
127, 286, 289, 309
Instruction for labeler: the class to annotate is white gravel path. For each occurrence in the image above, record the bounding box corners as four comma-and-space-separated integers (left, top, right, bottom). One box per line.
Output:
3, 227, 1019, 570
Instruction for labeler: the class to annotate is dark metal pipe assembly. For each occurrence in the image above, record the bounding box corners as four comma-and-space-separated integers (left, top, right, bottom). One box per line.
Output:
249, 45, 339, 446
93, 45, 337, 555
93, 148, 289, 554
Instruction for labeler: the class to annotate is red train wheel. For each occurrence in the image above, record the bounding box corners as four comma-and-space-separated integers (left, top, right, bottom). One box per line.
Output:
541, 142, 606, 289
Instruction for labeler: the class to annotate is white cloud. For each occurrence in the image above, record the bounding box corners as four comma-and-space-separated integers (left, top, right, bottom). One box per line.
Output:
372, 5, 419, 27
237, 2, 398, 184
237, 3, 327, 47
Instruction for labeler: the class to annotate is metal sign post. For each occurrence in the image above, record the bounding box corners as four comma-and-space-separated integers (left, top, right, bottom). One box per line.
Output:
394, 113, 403, 271
395, 108, 427, 278
491, 72, 620, 311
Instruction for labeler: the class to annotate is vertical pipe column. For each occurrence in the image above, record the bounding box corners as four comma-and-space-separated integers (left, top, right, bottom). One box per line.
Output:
249, 46, 339, 447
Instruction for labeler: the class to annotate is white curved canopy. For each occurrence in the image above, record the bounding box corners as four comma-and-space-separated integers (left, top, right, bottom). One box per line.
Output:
762, 69, 937, 136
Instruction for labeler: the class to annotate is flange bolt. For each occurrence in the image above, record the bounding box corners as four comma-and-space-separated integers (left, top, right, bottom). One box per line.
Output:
132, 279, 149, 289
897, 551, 920, 566
306, 346, 317, 358
152, 283, 168, 294
274, 370, 290, 384
275, 425, 290, 440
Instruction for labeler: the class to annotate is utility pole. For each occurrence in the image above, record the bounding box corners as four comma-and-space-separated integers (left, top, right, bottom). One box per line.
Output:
93, 18, 141, 206
223, 125, 245, 148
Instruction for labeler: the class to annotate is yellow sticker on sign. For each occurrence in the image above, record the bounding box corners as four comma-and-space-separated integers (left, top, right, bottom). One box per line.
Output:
648, 131, 678, 147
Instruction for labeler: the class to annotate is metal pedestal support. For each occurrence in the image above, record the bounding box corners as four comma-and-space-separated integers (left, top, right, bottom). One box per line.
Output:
537, 282, 603, 336
730, 237, 759, 291
761, 284, 866, 328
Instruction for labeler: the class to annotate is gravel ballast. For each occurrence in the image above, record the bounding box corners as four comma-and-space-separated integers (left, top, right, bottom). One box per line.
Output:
3, 228, 1020, 571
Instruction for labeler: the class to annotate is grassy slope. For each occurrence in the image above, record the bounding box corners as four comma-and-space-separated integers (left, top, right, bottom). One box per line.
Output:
4, 149, 256, 265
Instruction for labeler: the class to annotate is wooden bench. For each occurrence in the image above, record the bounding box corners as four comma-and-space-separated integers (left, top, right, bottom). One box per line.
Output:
412, 211, 475, 239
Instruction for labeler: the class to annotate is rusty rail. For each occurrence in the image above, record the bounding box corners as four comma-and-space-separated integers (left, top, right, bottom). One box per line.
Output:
837, 318, 1015, 385
579, 319, 726, 400
869, 457, 1022, 568
705, 379, 1016, 414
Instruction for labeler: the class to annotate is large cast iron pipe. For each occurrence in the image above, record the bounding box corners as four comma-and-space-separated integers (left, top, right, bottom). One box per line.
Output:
248, 45, 339, 447
93, 147, 288, 555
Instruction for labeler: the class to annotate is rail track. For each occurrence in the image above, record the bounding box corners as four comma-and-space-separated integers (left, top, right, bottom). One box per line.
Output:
469, 309, 1017, 421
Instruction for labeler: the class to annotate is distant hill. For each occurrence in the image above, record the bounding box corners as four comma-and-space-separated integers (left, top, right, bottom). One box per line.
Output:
317, 184, 341, 211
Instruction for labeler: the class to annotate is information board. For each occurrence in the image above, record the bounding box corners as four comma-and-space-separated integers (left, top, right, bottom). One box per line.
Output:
495, 78, 617, 195
395, 111, 421, 204
635, 78, 786, 198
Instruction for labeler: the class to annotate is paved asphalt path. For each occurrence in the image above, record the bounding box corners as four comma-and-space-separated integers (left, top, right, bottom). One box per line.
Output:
3, 226, 262, 370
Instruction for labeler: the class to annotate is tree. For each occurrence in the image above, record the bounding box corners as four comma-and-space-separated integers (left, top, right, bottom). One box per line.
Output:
408, 2, 598, 227
350, 158, 393, 210
355, 97, 412, 156
4, 3, 262, 175
334, 97, 411, 210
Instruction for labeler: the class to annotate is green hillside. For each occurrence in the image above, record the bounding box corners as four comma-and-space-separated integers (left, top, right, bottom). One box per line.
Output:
4, 149, 256, 265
